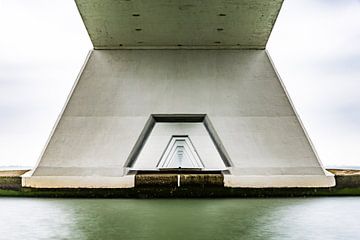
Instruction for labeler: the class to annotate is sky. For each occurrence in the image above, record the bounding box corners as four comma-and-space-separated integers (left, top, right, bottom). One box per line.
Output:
0, 0, 359, 168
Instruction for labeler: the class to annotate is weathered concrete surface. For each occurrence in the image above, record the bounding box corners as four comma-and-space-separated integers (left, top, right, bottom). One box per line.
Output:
136, 174, 178, 187
0, 169, 29, 190
0, 169, 29, 177
1, 183, 360, 198
0, 169, 359, 197
327, 169, 360, 175
75, 0, 283, 49
0, 177, 22, 190
23, 49, 334, 188
135, 173, 223, 187
180, 174, 224, 187
328, 169, 360, 188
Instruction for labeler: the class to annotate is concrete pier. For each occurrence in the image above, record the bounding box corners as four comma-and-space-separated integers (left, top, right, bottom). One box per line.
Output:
21, 0, 335, 188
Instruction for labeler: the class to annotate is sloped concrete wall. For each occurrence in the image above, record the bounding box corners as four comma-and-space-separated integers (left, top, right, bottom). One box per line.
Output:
24, 50, 334, 188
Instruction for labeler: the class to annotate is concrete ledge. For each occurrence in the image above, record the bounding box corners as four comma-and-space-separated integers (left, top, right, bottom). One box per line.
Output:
0, 169, 30, 177
22, 176, 135, 188
136, 174, 178, 187
325, 169, 360, 188
224, 174, 335, 188
332, 175, 360, 188
0, 169, 29, 190
135, 173, 223, 187
181, 174, 223, 187
0, 177, 22, 190
0, 169, 359, 197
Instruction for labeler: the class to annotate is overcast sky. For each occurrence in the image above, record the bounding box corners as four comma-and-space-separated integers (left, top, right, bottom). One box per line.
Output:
0, 0, 359, 168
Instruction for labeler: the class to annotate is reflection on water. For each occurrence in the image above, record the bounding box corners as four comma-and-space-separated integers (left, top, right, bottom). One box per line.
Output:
0, 197, 359, 240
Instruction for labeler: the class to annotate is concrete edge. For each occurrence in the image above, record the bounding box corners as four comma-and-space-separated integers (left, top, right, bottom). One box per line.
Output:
27, 50, 93, 177
223, 174, 336, 188
21, 174, 335, 189
265, 50, 329, 175
22, 175, 135, 189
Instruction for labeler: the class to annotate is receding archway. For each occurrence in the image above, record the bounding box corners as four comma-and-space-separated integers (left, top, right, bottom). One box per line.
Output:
124, 114, 232, 173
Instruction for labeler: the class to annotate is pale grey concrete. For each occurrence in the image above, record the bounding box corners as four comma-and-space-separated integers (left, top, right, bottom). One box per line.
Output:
75, 0, 283, 49
23, 50, 334, 187
133, 123, 226, 170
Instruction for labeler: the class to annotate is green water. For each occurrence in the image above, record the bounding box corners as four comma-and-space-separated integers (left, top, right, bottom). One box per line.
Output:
1, 197, 359, 240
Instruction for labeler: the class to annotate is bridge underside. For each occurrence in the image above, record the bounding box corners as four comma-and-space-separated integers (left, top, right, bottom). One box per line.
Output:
23, 0, 335, 188
75, 0, 283, 49
23, 50, 334, 188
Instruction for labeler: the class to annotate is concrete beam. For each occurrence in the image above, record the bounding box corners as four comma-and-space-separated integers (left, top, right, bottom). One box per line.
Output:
75, 0, 283, 49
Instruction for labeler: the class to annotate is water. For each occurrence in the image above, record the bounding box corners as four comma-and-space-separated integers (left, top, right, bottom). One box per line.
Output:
0, 197, 359, 240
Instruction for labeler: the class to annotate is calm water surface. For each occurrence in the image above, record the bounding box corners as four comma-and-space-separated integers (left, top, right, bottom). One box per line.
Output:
0, 197, 359, 240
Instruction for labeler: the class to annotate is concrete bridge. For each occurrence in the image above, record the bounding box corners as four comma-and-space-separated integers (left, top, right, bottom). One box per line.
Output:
21, 0, 334, 189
